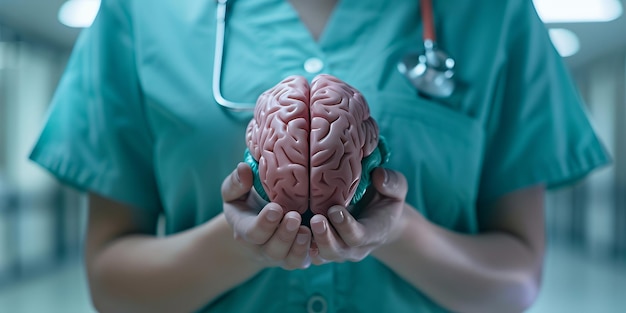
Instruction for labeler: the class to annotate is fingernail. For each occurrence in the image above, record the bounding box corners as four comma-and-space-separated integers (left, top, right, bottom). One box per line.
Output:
286, 218, 300, 232
329, 208, 344, 224
311, 220, 326, 234
382, 169, 390, 187
266, 208, 282, 222
234, 169, 241, 184
296, 233, 308, 245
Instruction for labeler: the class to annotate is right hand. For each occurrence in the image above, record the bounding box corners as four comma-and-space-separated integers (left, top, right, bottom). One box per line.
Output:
221, 162, 312, 270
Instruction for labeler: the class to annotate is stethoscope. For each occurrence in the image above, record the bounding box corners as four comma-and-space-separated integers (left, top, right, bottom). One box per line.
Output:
213, 0, 456, 111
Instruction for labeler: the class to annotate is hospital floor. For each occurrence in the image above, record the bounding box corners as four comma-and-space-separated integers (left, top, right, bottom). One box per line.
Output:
0, 244, 625, 313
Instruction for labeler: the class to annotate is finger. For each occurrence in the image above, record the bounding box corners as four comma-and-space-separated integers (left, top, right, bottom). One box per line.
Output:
245, 188, 270, 211
309, 214, 342, 261
310, 253, 329, 266
263, 211, 301, 261
231, 203, 284, 245
309, 241, 326, 266
283, 226, 312, 270
327, 206, 367, 247
221, 163, 254, 202
371, 168, 408, 201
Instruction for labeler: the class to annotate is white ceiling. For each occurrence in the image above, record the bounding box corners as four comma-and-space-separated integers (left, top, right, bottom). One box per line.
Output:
0, 0, 625, 70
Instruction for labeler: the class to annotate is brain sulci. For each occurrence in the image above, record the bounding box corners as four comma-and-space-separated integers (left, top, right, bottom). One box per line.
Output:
244, 74, 387, 216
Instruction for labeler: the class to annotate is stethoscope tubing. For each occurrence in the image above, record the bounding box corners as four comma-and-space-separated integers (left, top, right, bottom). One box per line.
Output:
212, 0, 450, 111
213, 0, 257, 111
421, 0, 436, 42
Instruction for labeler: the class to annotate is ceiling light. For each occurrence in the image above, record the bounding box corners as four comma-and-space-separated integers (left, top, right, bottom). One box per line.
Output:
533, 0, 623, 23
58, 0, 101, 28
549, 28, 580, 57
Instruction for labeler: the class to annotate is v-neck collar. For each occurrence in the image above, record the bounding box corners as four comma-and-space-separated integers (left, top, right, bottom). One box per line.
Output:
281, 0, 347, 50
284, 0, 342, 44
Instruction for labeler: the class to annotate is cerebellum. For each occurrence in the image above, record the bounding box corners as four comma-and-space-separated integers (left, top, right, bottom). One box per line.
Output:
245, 74, 386, 216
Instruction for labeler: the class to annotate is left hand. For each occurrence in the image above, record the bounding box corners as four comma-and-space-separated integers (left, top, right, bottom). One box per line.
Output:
222, 163, 313, 270
309, 167, 408, 265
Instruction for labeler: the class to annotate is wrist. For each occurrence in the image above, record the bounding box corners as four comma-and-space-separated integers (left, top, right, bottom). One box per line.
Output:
204, 214, 266, 273
372, 204, 427, 260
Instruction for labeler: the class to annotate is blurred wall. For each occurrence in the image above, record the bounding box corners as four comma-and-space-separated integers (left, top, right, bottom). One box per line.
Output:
547, 49, 626, 261
0, 29, 84, 287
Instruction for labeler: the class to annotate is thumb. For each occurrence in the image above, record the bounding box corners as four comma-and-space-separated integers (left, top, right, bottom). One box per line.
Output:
221, 162, 254, 202
371, 168, 408, 201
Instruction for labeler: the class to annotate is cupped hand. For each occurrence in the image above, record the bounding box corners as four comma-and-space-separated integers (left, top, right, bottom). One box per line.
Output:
309, 167, 408, 265
221, 163, 312, 270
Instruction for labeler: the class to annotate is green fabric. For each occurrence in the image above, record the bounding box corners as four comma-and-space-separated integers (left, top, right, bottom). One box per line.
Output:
352, 136, 390, 205
243, 148, 270, 203
29, 0, 610, 312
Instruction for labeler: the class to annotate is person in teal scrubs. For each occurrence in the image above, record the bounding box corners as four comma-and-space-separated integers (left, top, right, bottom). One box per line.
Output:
30, 0, 609, 312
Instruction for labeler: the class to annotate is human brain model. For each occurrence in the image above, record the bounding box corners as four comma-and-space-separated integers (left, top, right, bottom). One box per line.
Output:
244, 74, 388, 216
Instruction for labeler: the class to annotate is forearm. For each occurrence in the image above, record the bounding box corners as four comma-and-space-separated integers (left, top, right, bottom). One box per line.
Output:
88, 213, 263, 313
372, 206, 543, 313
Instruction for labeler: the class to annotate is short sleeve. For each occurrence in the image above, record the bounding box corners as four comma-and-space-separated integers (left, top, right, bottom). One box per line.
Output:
477, 0, 611, 206
29, 0, 161, 214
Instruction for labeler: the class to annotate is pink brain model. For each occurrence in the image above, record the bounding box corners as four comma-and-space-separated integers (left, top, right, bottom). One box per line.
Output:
245, 74, 381, 215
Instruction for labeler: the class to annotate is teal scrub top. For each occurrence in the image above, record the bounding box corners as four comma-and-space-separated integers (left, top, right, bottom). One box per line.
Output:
30, 0, 610, 312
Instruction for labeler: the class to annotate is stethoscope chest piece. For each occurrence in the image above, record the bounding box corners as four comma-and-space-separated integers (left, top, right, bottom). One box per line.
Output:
397, 39, 455, 98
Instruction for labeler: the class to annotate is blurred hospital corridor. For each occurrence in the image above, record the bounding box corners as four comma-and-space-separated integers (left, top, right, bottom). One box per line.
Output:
2, 0, 626, 312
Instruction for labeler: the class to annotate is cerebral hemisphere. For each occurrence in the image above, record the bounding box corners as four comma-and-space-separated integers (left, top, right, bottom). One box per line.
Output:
244, 74, 388, 216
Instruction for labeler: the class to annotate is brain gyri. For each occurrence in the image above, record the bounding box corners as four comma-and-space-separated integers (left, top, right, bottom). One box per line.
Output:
245, 74, 381, 215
